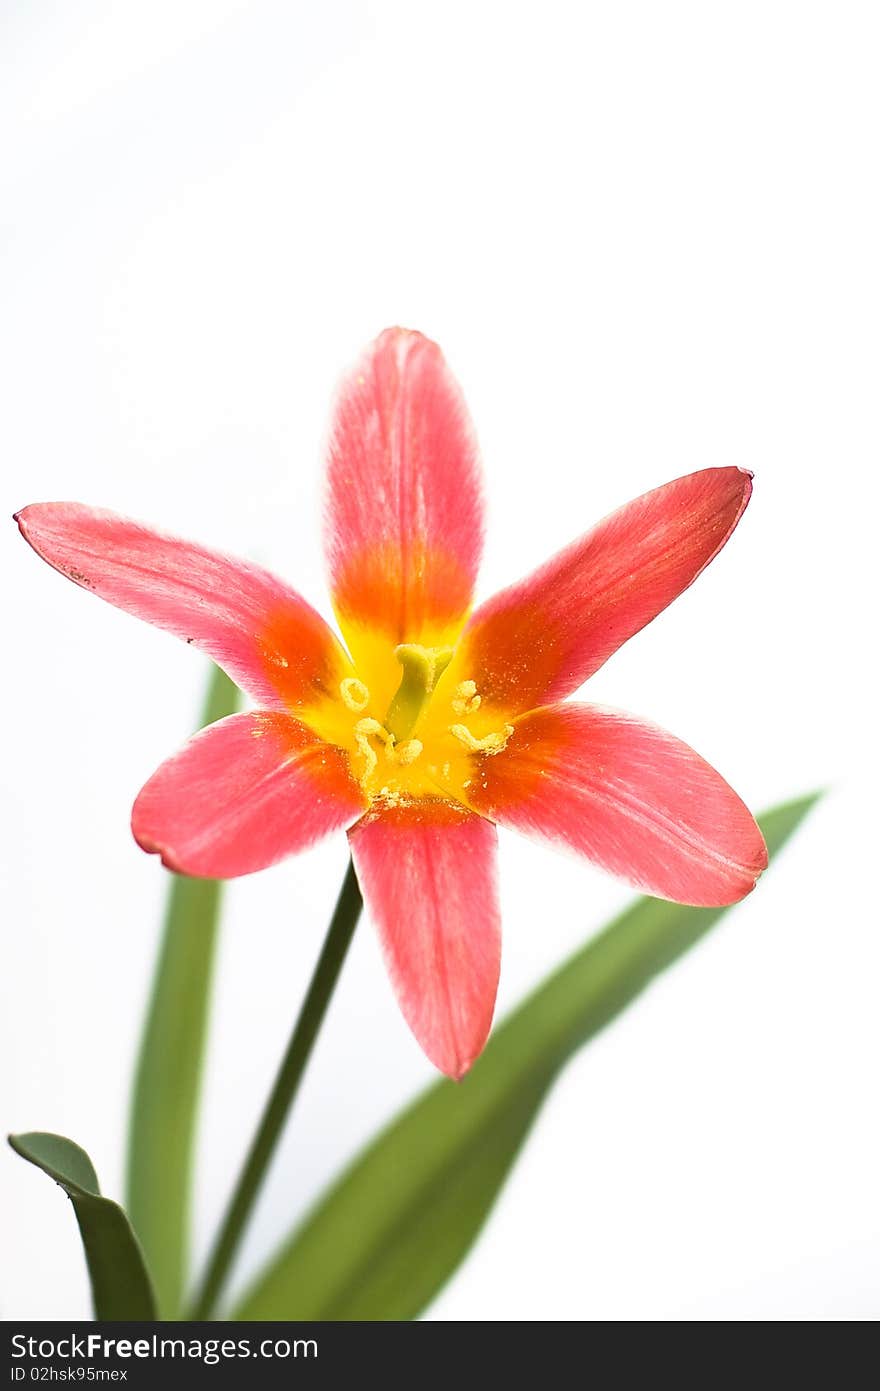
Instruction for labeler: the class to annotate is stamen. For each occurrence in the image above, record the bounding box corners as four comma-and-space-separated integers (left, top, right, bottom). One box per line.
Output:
354, 716, 389, 781
340, 677, 370, 712
353, 717, 397, 784
451, 679, 481, 715
354, 716, 424, 782
449, 722, 515, 754
355, 716, 387, 740
391, 738, 423, 767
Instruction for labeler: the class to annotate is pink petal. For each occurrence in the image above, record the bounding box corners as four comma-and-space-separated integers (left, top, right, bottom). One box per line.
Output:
15, 503, 349, 710
132, 711, 366, 878
454, 467, 753, 716
466, 703, 767, 906
349, 799, 501, 1078
324, 328, 485, 657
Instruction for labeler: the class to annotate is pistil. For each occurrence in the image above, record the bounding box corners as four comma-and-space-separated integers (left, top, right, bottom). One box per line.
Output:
384, 643, 454, 741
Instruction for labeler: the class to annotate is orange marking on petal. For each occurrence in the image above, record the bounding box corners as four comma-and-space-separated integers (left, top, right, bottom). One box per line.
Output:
449, 598, 568, 716
257, 601, 351, 710
333, 540, 474, 653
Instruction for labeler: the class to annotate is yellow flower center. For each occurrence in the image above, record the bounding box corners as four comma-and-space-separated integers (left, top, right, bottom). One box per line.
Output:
311, 643, 514, 808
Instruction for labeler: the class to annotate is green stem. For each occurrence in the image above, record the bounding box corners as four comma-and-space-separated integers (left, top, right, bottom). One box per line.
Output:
189, 857, 362, 1319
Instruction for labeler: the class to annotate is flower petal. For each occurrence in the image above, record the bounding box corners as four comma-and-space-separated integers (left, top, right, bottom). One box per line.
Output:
451, 467, 753, 717
349, 799, 500, 1078
466, 703, 767, 906
15, 503, 349, 711
132, 712, 366, 878
324, 328, 484, 671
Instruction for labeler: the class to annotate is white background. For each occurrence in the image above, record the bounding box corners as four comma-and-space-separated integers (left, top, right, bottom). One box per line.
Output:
2, 1, 878, 1321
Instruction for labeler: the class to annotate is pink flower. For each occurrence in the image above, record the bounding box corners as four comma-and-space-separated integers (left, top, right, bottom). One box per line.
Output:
16, 328, 766, 1078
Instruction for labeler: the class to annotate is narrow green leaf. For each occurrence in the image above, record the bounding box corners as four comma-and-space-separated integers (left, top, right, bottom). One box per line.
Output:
234, 793, 820, 1321
9, 1132, 157, 1320
125, 664, 239, 1319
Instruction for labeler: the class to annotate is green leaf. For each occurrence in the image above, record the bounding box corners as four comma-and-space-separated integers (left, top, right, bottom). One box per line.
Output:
9, 1132, 157, 1320
125, 664, 240, 1319
234, 793, 820, 1321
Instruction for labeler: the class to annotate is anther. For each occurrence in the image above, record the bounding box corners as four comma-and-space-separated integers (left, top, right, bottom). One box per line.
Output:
354, 717, 424, 781
355, 717, 385, 739
449, 722, 515, 754
391, 738, 423, 767
340, 677, 370, 712
354, 716, 389, 781
451, 679, 481, 715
